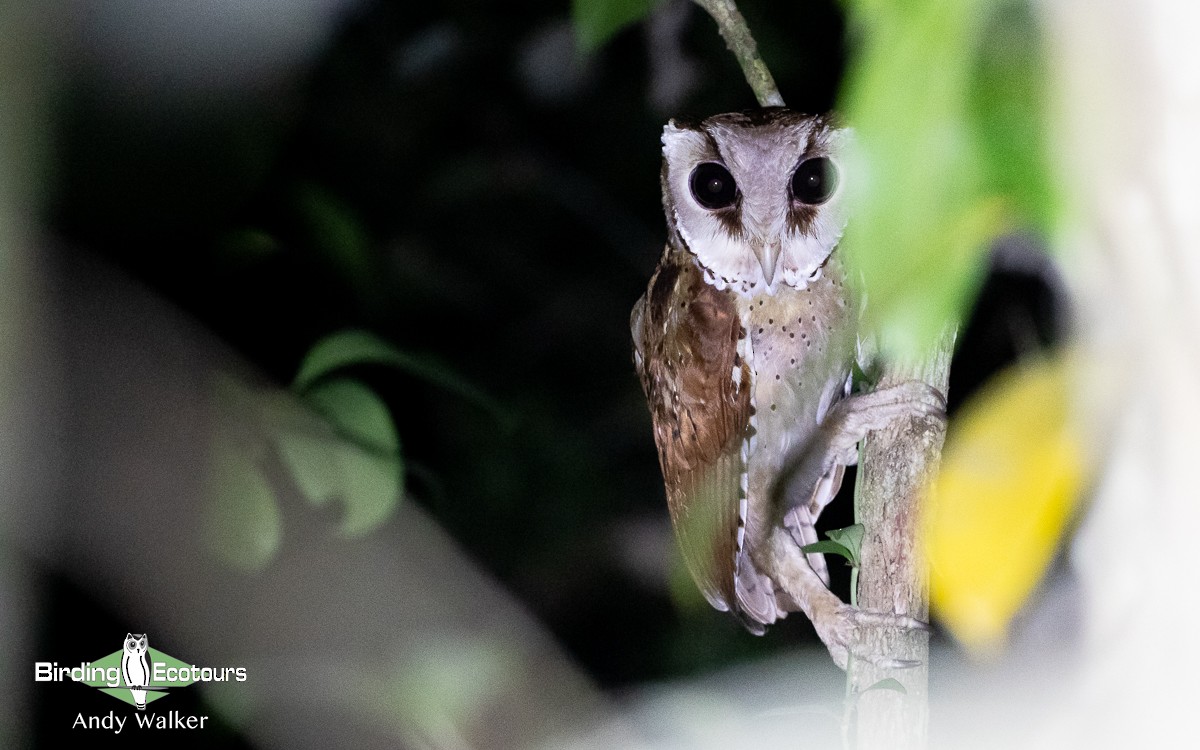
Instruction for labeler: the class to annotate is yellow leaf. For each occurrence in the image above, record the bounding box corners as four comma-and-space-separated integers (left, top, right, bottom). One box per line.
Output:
925, 354, 1087, 654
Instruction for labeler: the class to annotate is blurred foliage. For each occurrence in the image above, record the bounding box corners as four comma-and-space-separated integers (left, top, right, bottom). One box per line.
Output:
572, 0, 662, 52
280, 377, 402, 538
206, 368, 404, 568
925, 354, 1087, 654
208, 326, 516, 565
839, 0, 1055, 358
205, 377, 285, 572
294, 328, 513, 428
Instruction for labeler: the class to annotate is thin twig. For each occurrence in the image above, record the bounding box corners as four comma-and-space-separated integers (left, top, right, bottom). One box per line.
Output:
691, 0, 785, 107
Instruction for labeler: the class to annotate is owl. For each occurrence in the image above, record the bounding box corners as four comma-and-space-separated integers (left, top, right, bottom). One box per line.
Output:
121, 633, 150, 710
631, 109, 942, 668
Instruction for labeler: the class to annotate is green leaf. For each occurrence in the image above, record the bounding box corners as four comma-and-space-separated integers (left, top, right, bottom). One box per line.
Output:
302, 377, 399, 455
276, 430, 343, 509
838, 0, 1056, 358
204, 432, 281, 572
825, 523, 865, 565
571, 0, 659, 53
278, 378, 403, 537
969, 1, 1056, 230
277, 431, 402, 538
295, 183, 372, 293
293, 329, 512, 429
800, 540, 855, 565
334, 446, 402, 536
863, 677, 908, 695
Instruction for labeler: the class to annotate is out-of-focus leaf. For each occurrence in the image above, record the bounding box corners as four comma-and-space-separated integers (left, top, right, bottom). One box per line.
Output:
969, 2, 1056, 231
571, 0, 659, 53
214, 227, 279, 268
839, 0, 1056, 358
279, 378, 403, 537
303, 377, 399, 454
293, 329, 513, 429
276, 430, 342, 509
925, 354, 1087, 654
384, 638, 515, 738
334, 447, 402, 537
295, 182, 372, 293
204, 431, 281, 572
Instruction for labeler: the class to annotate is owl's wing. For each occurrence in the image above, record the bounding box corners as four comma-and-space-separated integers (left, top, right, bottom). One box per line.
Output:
633, 250, 764, 626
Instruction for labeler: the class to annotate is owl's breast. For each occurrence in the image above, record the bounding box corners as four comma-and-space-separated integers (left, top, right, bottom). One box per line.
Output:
739, 264, 855, 480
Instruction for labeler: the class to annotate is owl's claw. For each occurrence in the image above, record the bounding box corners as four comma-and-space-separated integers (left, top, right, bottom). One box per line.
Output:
870, 657, 922, 670
840, 381, 946, 430
813, 603, 930, 671
764, 509, 929, 670
778, 381, 947, 507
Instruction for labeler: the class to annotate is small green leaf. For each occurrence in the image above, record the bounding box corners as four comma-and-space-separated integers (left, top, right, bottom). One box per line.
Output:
278, 378, 403, 537
800, 540, 855, 564
204, 432, 281, 572
293, 329, 512, 429
334, 446, 402, 537
276, 430, 343, 508
825, 523, 866, 565
295, 183, 372, 293
302, 378, 399, 455
571, 0, 659, 53
863, 677, 908, 695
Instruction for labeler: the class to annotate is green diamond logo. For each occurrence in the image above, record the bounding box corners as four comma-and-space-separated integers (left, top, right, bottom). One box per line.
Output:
78, 634, 197, 709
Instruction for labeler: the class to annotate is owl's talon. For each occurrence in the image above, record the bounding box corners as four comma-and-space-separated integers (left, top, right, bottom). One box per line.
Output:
852, 609, 930, 632
811, 602, 930, 670
867, 657, 922, 670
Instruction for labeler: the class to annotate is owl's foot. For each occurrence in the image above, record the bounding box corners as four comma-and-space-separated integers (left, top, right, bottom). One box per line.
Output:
764, 528, 928, 670
810, 601, 929, 670
826, 381, 946, 464
777, 381, 945, 510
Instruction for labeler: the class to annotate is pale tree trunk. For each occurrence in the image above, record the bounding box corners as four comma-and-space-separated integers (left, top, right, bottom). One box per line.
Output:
847, 330, 954, 750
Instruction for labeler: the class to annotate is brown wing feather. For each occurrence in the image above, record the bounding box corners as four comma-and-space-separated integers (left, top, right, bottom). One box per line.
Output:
633, 249, 751, 615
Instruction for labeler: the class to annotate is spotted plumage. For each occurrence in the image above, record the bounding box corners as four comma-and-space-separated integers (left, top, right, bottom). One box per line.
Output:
632, 109, 941, 666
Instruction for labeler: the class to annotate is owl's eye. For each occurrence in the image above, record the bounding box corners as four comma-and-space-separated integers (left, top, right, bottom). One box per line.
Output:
791, 157, 838, 205
689, 163, 738, 210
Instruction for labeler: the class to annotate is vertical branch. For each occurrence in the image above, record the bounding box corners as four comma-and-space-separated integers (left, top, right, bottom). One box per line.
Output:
691, 0, 785, 107
847, 327, 955, 750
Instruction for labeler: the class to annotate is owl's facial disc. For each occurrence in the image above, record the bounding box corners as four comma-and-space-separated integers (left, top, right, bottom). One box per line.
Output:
663, 112, 849, 296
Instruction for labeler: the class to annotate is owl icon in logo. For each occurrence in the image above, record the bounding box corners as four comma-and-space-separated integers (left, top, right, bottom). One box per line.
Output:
120, 634, 150, 710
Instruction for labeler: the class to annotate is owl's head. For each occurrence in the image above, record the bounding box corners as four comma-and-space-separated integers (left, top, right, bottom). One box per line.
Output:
124, 634, 148, 654
661, 108, 849, 296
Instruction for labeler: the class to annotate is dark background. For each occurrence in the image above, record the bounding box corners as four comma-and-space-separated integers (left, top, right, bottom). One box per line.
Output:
31, 0, 1058, 744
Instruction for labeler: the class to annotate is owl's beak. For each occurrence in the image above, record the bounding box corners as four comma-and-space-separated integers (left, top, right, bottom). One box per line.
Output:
754, 241, 780, 287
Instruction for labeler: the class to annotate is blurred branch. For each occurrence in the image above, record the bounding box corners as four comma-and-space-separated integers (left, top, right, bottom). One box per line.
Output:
691, 0, 784, 107
847, 327, 955, 749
